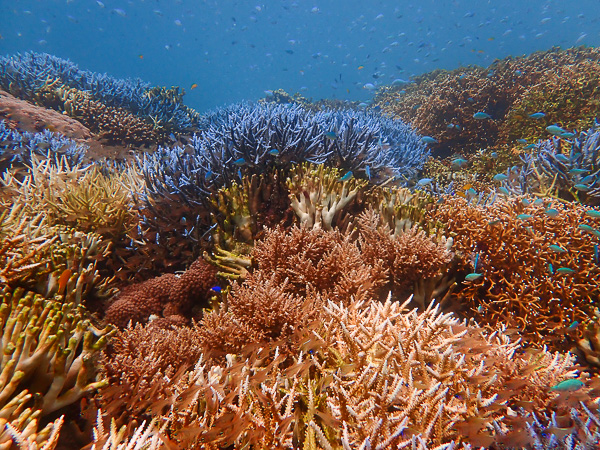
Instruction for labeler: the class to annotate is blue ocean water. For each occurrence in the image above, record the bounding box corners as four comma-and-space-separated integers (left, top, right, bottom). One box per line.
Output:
1, 0, 599, 113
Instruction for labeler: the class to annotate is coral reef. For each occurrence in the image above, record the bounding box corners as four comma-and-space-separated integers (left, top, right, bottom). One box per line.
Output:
430, 195, 600, 345
104, 257, 217, 327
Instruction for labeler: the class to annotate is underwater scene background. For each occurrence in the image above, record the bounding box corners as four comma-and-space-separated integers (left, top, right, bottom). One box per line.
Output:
2, 1, 600, 450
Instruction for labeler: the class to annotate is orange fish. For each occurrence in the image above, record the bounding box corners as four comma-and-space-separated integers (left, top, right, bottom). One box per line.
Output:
57, 268, 72, 294
357, 65, 364, 70
138, 54, 144, 59
191, 83, 198, 90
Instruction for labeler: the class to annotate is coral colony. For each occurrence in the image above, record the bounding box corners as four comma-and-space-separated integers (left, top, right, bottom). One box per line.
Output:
4, 47, 600, 450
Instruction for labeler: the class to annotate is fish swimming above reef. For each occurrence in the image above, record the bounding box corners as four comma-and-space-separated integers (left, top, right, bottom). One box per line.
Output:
473, 112, 492, 120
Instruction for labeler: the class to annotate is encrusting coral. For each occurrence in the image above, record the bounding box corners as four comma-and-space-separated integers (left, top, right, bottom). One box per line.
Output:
104, 257, 218, 327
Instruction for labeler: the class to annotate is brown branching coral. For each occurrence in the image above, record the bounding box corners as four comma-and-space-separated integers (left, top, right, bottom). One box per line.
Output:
430, 195, 600, 344
98, 323, 205, 424
104, 257, 218, 327
197, 271, 320, 359
161, 297, 580, 449
356, 209, 454, 303
252, 225, 387, 304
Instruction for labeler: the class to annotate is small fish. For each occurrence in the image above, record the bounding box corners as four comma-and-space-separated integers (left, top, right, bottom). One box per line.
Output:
233, 158, 246, 166
574, 184, 592, 191
549, 244, 567, 253
211, 286, 222, 293
490, 152, 498, 159
417, 178, 433, 186
473, 112, 492, 120
546, 125, 567, 136
493, 173, 508, 182
488, 219, 501, 225
465, 273, 483, 281
365, 165, 371, 180
517, 139, 528, 144
517, 214, 533, 220
578, 224, 596, 232
498, 187, 509, 195
465, 187, 477, 198
339, 171, 353, 181
57, 269, 72, 294
191, 83, 198, 90
138, 54, 144, 59
533, 198, 545, 206
363, 83, 376, 90
569, 168, 587, 175
585, 210, 600, 218
568, 321, 580, 330
581, 175, 596, 184
112, 8, 127, 17
528, 112, 546, 119
268, 148, 279, 156
550, 379, 584, 392
560, 132, 575, 139
595, 244, 599, 264
521, 198, 531, 206
554, 154, 570, 163
421, 136, 438, 144
325, 131, 337, 140
358, 65, 365, 70
524, 143, 536, 149
548, 263, 554, 274
451, 158, 468, 169
545, 208, 559, 217
556, 267, 576, 274
204, 170, 213, 180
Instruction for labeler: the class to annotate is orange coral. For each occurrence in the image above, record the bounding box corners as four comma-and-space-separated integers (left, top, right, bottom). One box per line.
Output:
430, 195, 600, 343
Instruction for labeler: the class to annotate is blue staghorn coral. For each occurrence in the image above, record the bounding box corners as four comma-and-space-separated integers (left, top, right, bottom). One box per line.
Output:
499, 123, 600, 204
0, 119, 87, 167
0, 52, 197, 132
138, 102, 429, 206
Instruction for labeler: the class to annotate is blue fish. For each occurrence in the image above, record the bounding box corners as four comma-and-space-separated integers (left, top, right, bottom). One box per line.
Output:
524, 143, 536, 149
521, 198, 531, 206
545, 208, 559, 217
365, 165, 371, 180
574, 184, 592, 191
581, 175, 596, 184
529, 112, 546, 119
473, 112, 492, 120
554, 154, 570, 163
550, 379, 584, 392
549, 244, 567, 253
325, 131, 337, 140
204, 170, 213, 180
488, 219, 501, 225
548, 263, 554, 274
578, 224, 596, 233
569, 168, 587, 175
493, 173, 508, 182
517, 214, 533, 220
211, 286, 222, 292
498, 187, 509, 195
586, 210, 600, 218
233, 158, 246, 166
560, 132, 575, 139
268, 148, 280, 156
490, 152, 498, 159
417, 178, 433, 186
465, 273, 483, 281
451, 158, 468, 169
546, 125, 567, 136
339, 171, 353, 181
568, 321, 580, 330
595, 244, 599, 264
517, 139, 528, 144
556, 267, 576, 274
421, 136, 438, 144
533, 198, 545, 206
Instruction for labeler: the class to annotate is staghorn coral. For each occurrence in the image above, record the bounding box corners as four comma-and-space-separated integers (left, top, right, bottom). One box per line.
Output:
430, 195, 600, 345
0, 52, 198, 132
89, 411, 165, 450
509, 123, 600, 205
161, 296, 580, 449
0, 287, 113, 449
98, 323, 205, 424
104, 257, 217, 327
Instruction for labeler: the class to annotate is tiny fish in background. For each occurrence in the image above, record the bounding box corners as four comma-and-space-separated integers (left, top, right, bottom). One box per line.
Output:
528, 112, 546, 119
